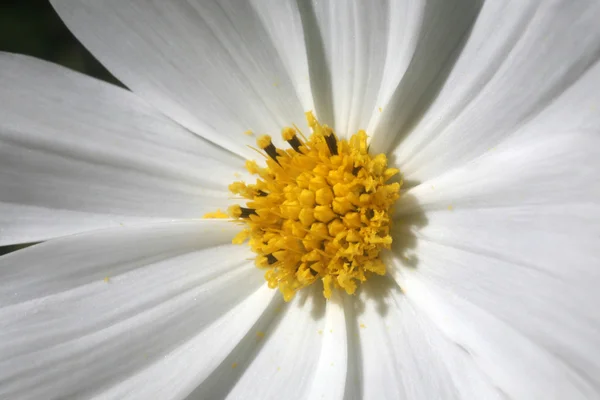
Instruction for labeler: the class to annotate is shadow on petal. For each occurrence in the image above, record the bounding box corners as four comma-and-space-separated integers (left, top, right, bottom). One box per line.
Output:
292, 192, 427, 321
371, 0, 484, 154
355, 193, 428, 317
297, 0, 334, 125
187, 292, 285, 399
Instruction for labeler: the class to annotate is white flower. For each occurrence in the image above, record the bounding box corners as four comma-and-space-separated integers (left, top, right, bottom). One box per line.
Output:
1, 1, 600, 399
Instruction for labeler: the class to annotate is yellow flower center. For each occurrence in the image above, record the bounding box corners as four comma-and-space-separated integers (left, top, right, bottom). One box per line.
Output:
206, 112, 401, 301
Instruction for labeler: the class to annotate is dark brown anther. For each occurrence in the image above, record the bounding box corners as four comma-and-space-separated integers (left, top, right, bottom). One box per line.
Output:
263, 142, 280, 164
287, 135, 303, 153
324, 133, 338, 155
266, 254, 278, 264
257, 135, 281, 164
240, 207, 257, 218
256, 190, 268, 197
352, 166, 361, 175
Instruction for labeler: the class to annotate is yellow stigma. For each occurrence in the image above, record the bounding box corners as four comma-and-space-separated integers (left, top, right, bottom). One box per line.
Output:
205, 111, 401, 301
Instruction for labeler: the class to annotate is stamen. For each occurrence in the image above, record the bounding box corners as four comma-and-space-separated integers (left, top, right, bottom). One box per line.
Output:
240, 207, 257, 218
257, 135, 280, 163
228, 205, 257, 218
206, 111, 401, 301
282, 127, 303, 152
323, 128, 338, 156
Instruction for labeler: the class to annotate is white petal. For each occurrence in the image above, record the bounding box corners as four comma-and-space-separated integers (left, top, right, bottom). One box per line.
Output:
100, 285, 276, 400
386, 1, 600, 181
50, 0, 311, 157
399, 130, 600, 213
0, 220, 267, 399
0, 53, 241, 246
390, 134, 600, 396
299, 0, 389, 136
192, 287, 327, 399
305, 291, 348, 400
391, 268, 599, 399
249, 0, 314, 114
368, 0, 481, 147
348, 276, 501, 399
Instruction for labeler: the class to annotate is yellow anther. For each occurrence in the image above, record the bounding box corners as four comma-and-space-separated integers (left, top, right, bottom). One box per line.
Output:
281, 203, 301, 220
228, 205, 242, 218
343, 212, 362, 228
206, 112, 401, 301
305, 111, 318, 128
384, 168, 399, 181
332, 183, 349, 197
370, 154, 388, 176
256, 255, 270, 268
337, 272, 357, 295
299, 189, 316, 207
257, 135, 273, 149
314, 206, 336, 223
297, 266, 316, 285
332, 198, 354, 215
272, 250, 287, 261
245, 160, 261, 174
282, 127, 296, 141
346, 230, 361, 242
304, 249, 322, 262
323, 126, 334, 137
315, 187, 334, 205
299, 208, 315, 227
310, 222, 329, 238
229, 181, 247, 194
328, 219, 345, 236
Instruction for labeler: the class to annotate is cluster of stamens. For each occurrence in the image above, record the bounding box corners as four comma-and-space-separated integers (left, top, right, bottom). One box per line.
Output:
206, 112, 401, 301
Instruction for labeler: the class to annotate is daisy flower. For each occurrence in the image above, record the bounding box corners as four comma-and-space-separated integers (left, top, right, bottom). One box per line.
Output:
2, 1, 600, 399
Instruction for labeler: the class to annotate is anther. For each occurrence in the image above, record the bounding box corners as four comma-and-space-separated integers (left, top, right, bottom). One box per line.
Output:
240, 207, 257, 218
282, 127, 303, 152
229, 205, 257, 218
257, 135, 280, 163
266, 254, 278, 264
323, 128, 338, 156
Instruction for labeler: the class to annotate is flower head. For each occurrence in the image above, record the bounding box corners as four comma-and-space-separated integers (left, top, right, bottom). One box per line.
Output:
211, 112, 400, 301
1, 1, 600, 399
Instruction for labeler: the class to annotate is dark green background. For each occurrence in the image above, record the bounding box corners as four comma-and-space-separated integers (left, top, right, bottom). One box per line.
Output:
1, 0, 118, 84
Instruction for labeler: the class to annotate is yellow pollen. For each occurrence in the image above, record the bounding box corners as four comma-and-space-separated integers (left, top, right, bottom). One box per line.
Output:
257, 135, 273, 149
206, 111, 401, 301
203, 209, 229, 219
281, 127, 297, 141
